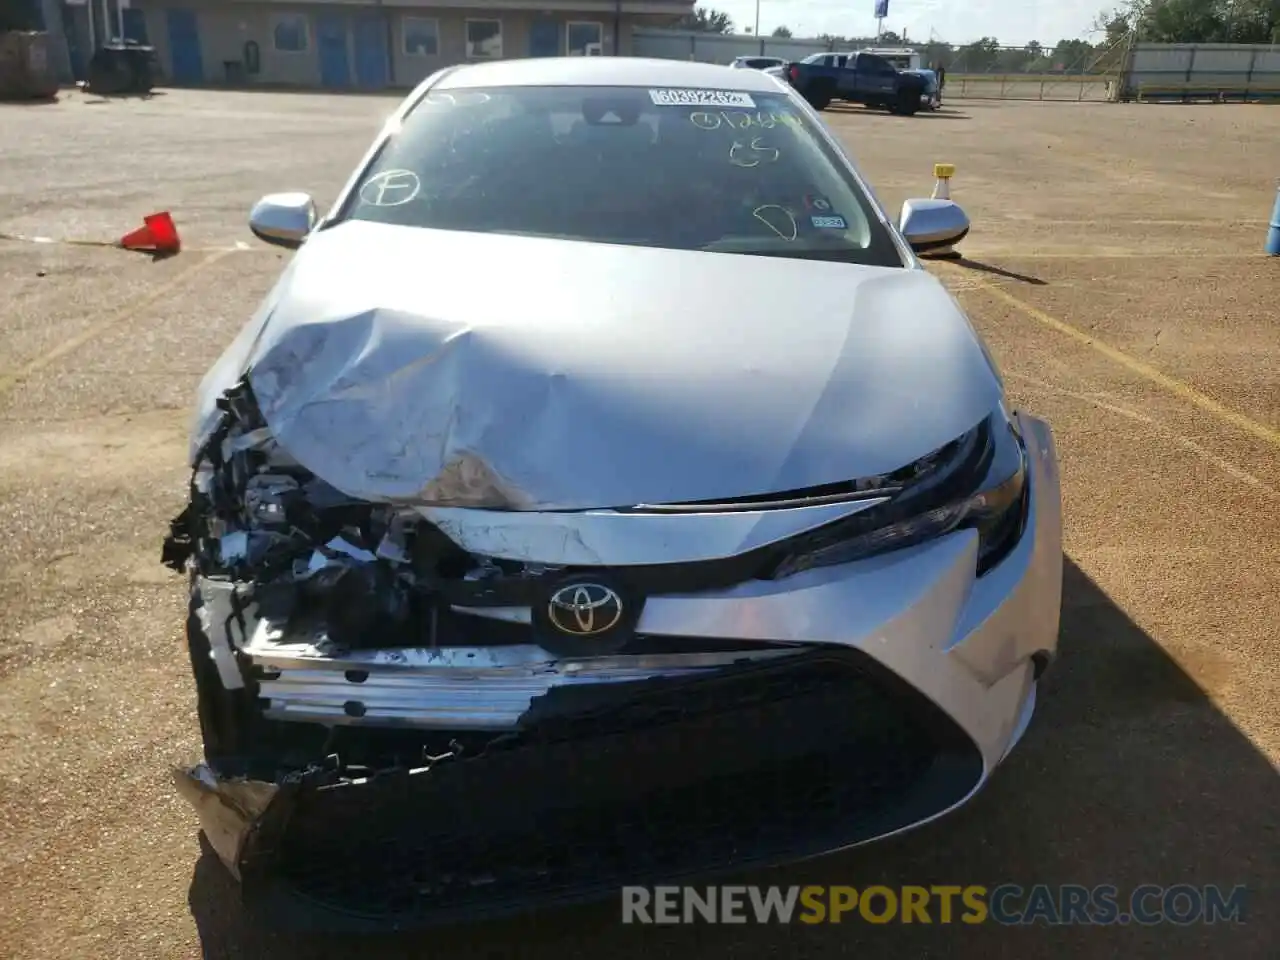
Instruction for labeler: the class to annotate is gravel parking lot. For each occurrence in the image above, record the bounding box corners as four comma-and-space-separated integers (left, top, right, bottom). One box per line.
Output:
1, 88, 1277, 960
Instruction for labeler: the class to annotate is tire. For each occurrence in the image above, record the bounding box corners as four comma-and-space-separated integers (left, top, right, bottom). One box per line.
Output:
806, 84, 833, 111
890, 89, 921, 116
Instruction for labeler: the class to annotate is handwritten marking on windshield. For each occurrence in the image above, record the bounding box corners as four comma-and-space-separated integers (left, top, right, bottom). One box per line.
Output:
422, 91, 492, 107
358, 169, 421, 206
753, 205, 797, 241
690, 111, 801, 131
729, 138, 781, 167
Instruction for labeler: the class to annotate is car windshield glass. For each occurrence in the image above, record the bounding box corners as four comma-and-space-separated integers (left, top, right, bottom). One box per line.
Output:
336, 84, 903, 267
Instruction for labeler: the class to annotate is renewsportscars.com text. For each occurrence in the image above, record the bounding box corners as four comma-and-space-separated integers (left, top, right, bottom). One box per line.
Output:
621, 884, 1248, 926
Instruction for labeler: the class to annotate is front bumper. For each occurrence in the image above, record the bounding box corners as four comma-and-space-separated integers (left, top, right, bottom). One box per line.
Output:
178, 411, 1062, 929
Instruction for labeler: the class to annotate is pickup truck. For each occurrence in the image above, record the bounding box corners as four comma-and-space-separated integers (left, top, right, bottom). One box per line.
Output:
783, 51, 928, 115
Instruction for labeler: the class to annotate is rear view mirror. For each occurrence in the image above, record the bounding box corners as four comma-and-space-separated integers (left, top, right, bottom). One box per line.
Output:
249, 192, 317, 249
898, 198, 969, 258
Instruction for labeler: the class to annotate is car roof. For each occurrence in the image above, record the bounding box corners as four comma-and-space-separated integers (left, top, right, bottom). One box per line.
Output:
434, 56, 788, 94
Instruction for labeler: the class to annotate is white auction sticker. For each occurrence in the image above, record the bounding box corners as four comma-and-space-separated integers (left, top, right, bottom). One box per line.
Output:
649, 88, 756, 108
811, 215, 848, 229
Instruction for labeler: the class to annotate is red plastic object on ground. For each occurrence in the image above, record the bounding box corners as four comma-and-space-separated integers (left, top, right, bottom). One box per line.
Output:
119, 211, 181, 254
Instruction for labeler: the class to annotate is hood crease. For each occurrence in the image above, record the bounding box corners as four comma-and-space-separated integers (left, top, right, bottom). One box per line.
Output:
192, 222, 1003, 510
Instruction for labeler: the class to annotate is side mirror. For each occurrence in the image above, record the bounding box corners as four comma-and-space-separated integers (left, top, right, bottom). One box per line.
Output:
249, 192, 317, 249
898, 198, 970, 258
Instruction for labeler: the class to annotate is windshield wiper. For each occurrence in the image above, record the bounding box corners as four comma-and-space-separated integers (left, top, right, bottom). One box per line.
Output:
715, 247, 887, 265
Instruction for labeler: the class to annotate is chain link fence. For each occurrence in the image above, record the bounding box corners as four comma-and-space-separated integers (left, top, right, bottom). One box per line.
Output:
631, 30, 1130, 102
895, 38, 1128, 102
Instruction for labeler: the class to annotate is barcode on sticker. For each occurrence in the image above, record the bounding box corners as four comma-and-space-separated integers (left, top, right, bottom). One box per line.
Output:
811, 215, 847, 229
649, 88, 756, 108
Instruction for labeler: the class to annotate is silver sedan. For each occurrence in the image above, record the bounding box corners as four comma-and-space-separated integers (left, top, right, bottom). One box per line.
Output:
165, 55, 1063, 930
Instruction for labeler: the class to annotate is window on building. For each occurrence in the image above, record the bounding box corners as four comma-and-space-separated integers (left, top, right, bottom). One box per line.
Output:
272, 14, 309, 54
403, 17, 439, 57
465, 19, 502, 59
566, 21, 603, 56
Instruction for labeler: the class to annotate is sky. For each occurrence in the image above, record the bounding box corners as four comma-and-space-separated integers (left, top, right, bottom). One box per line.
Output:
712, 0, 1104, 47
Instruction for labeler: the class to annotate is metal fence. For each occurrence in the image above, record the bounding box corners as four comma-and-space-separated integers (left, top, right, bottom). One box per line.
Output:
630, 32, 1123, 101
629, 31, 1280, 104
1119, 42, 1280, 101
929, 41, 1124, 102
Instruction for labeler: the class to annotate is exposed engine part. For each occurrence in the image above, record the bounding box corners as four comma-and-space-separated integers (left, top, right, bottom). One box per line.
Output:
162, 378, 467, 656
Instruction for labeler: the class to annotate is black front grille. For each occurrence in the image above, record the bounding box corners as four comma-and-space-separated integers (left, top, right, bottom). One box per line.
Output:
240, 649, 983, 931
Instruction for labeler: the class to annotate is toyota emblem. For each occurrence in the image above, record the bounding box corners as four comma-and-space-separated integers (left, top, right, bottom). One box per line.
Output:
547, 582, 624, 636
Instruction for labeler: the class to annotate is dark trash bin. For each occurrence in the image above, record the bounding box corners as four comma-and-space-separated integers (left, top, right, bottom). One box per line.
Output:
86, 40, 157, 95
223, 59, 245, 85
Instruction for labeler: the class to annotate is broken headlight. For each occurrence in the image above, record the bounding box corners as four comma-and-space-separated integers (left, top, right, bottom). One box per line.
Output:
773, 410, 1027, 579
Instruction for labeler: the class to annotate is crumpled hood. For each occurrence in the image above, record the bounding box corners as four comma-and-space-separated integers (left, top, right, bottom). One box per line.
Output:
192, 221, 1003, 509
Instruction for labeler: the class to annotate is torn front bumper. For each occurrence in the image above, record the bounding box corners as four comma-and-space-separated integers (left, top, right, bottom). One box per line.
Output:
176, 645, 986, 931
175, 412, 1061, 930
173, 764, 280, 883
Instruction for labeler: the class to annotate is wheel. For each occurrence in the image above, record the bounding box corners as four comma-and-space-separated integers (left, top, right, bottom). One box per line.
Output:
806, 84, 833, 110
890, 89, 921, 116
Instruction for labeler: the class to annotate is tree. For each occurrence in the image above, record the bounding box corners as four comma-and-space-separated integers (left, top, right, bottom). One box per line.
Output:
1051, 38, 1096, 72
920, 41, 955, 70
677, 6, 734, 33
771, 25, 794, 38
1090, 0, 1279, 43
1142, 0, 1226, 41
955, 36, 1001, 72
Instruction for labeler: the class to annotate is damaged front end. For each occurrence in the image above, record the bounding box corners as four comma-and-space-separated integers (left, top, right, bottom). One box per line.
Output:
166, 379, 853, 926
164, 377, 1007, 929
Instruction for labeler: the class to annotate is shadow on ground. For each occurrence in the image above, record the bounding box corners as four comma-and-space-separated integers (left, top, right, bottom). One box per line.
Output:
823, 104, 970, 121
188, 558, 1276, 959
951, 257, 1047, 285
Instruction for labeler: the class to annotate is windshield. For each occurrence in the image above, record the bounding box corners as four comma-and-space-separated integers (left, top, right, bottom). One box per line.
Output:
337, 85, 902, 267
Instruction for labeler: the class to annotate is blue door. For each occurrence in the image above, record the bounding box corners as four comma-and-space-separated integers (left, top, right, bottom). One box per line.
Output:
528, 18, 559, 57
165, 9, 203, 84
62, 4, 88, 81
352, 17, 388, 89
316, 15, 351, 89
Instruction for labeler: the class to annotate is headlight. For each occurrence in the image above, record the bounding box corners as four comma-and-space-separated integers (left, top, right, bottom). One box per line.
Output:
772, 410, 1028, 579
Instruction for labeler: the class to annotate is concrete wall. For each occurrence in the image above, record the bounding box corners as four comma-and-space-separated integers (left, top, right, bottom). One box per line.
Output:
130, 0, 684, 89
632, 28, 830, 64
